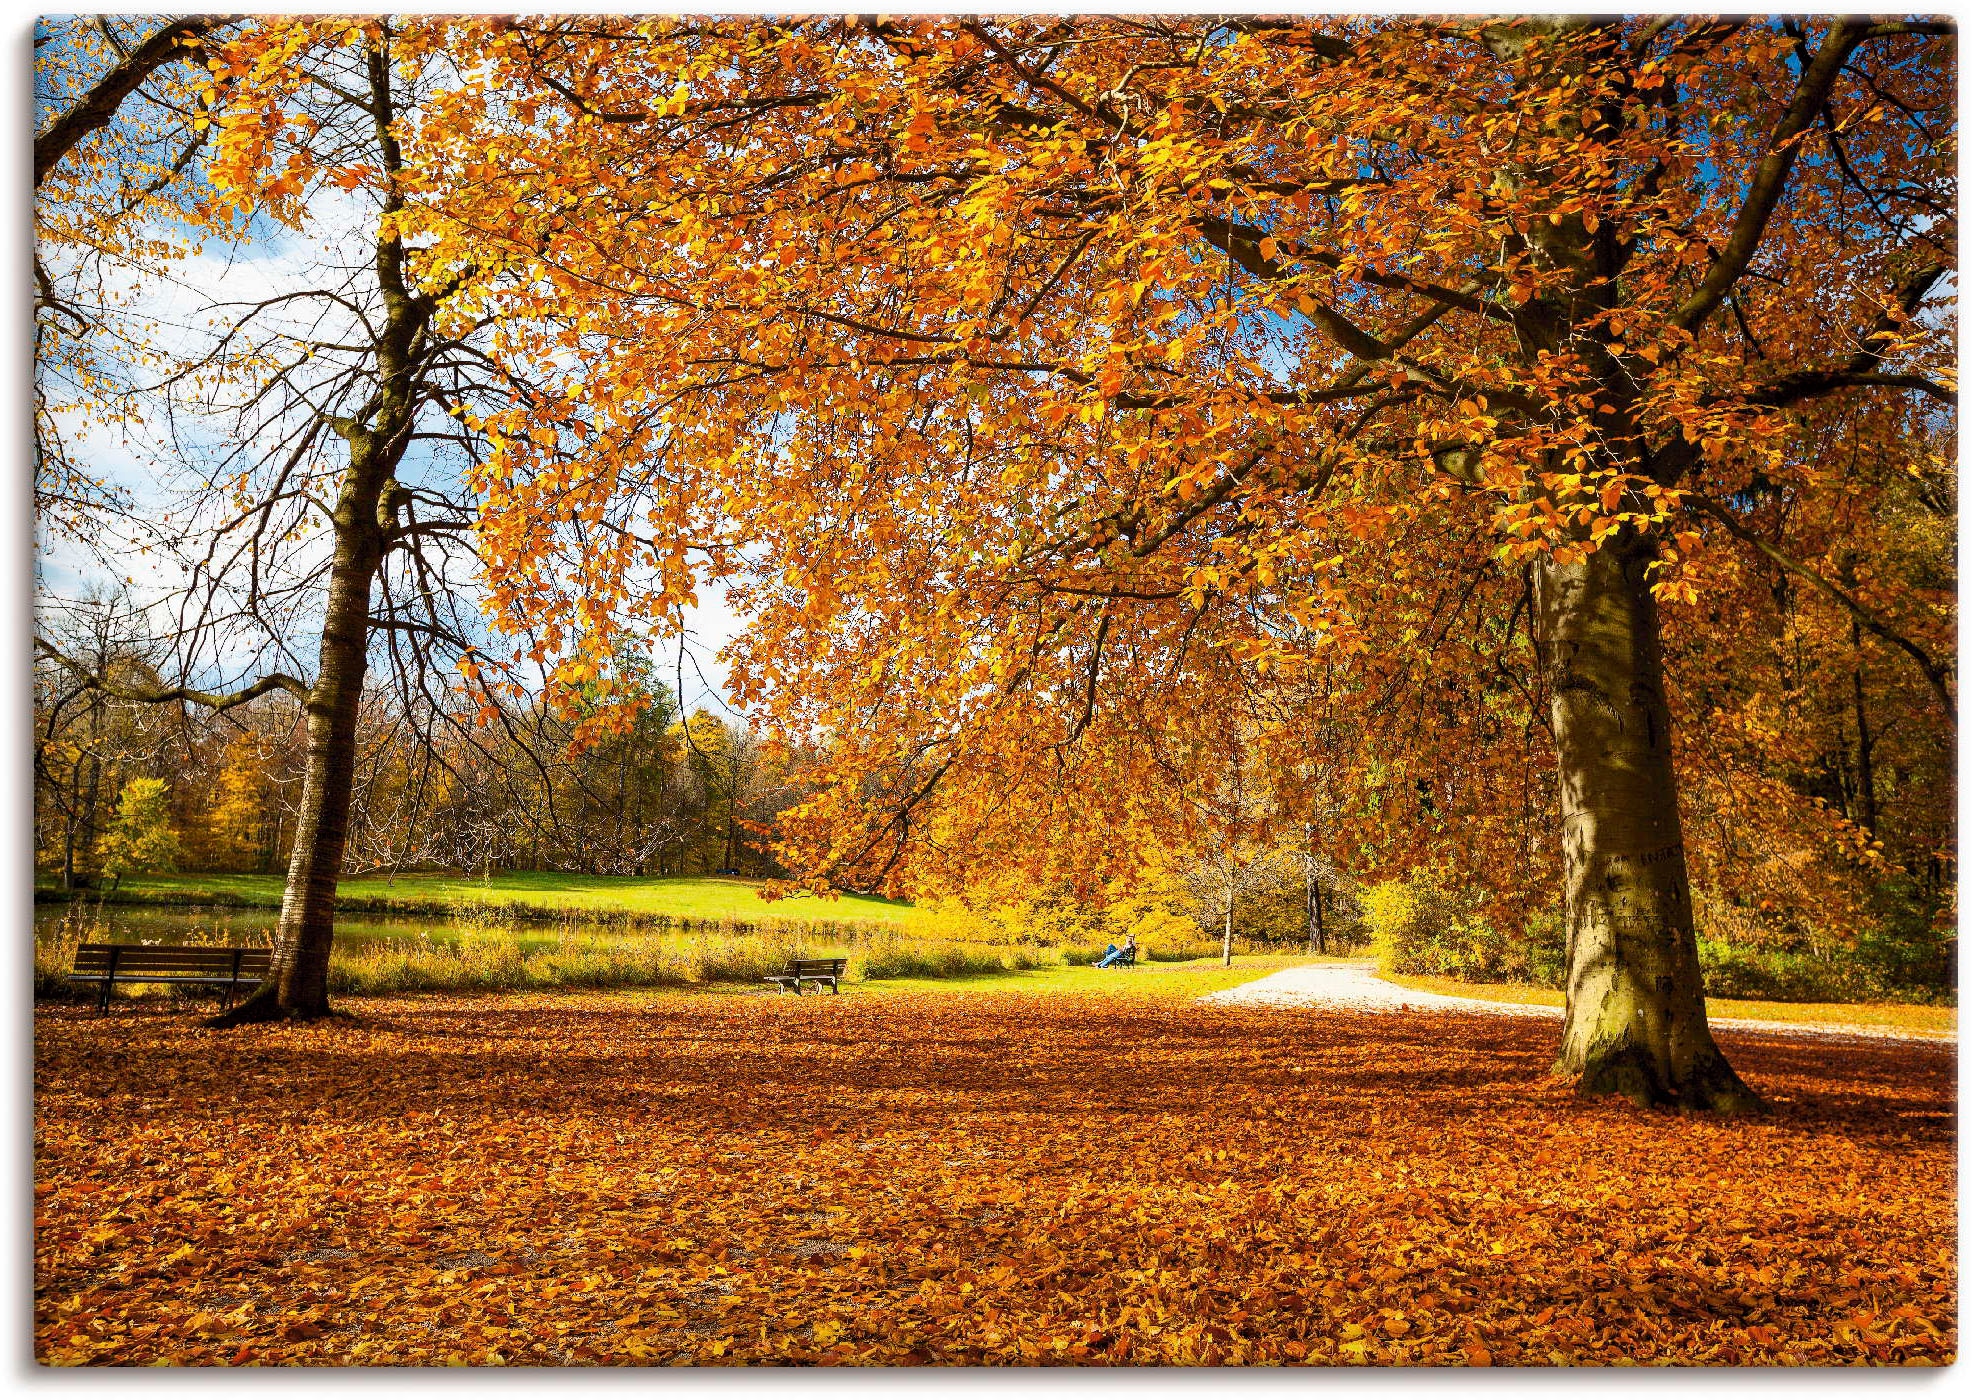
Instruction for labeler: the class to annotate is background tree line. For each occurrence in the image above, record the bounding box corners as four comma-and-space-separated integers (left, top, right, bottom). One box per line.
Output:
34, 591, 813, 889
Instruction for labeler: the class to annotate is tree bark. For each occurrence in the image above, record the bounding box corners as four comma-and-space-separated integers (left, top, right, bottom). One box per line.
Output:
1221, 888, 1234, 967
1536, 534, 1765, 1113
208, 476, 385, 1025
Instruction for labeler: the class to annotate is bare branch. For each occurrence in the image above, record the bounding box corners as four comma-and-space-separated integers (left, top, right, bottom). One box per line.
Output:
36, 638, 310, 712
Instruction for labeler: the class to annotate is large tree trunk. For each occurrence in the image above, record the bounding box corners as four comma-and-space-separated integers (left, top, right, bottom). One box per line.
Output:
209, 491, 384, 1026
1536, 535, 1765, 1113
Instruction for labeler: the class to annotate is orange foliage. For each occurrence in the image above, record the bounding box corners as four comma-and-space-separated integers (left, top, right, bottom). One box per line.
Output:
36, 993, 1954, 1365
365, 16, 1954, 906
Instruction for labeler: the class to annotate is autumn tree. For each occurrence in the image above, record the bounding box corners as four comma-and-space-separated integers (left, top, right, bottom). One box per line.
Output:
33, 18, 546, 1023
413, 16, 1954, 1110
99, 777, 183, 882
1667, 414, 1956, 990
33, 589, 184, 889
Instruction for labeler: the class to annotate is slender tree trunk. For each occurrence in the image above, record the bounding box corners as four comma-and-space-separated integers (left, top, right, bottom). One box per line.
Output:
1536, 535, 1764, 1113
1304, 858, 1317, 956
78, 742, 103, 884
1302, 824, 1326, 956
206, 35, 430, 1027
60, 750, 87, 891
1851, 617, 1878, 834
209, 484, 385, 1025
1221, 886, 1234, 967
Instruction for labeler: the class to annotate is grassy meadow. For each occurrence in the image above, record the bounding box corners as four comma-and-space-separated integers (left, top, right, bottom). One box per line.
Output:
35, 873, 1247, 1007
40, 871, 933, 928
37, 873, 1952, 1037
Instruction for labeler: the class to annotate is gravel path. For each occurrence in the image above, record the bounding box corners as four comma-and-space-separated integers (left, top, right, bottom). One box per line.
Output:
1200, 961, 1953, 1046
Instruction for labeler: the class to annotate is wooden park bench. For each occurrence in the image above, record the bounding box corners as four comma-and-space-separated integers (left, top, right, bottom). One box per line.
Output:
69, 943, 271, 1014
763, 957, 848, 995
1094, 945, 1137, 968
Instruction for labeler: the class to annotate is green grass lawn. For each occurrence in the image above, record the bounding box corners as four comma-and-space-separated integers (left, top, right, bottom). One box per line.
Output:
851, 953, 1322, 1001
50, 871, 935, 929
533, 954, 1319, 1008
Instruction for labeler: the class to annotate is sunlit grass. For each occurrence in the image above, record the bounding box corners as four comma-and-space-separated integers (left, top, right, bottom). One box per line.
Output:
44, 871, 935, 929
847, 954, 1325, 1003
1380, 972, 1957, 1037
34, 901, 1246, 1005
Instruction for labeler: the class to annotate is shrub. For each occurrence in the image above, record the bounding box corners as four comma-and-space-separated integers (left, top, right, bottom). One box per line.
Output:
1697, 939, 1956, 1006
1362, 873, 1565, 986
35, 924, 81, 999
1361, 871, 1952, 1006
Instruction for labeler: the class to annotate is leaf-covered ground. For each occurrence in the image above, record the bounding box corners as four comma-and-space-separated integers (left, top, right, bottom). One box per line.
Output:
36, 990, 1955, 1366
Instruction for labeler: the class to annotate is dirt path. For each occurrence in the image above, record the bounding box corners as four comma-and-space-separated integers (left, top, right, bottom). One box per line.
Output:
1199, 961, 1953, 1046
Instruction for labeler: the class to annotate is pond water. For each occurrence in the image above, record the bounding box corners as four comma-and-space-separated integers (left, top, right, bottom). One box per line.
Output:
33, 902, 575, 951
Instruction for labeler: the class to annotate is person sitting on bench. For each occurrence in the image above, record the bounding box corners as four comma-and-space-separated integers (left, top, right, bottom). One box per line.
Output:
1093, 935, 1138, 968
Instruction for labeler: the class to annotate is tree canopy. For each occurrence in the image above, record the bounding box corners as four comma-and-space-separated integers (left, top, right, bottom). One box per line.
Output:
35, 15, 1955, 1106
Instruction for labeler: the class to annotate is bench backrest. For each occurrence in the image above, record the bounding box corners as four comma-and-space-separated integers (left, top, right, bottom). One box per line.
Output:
787, 957, 848, 976
73, 943, 272, 977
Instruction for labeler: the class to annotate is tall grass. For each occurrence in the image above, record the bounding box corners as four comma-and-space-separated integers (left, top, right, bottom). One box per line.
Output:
33, 902, 1225, 1003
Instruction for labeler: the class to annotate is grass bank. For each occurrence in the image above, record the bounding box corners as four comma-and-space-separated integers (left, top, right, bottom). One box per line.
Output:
1381, 972, 1958, 1038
